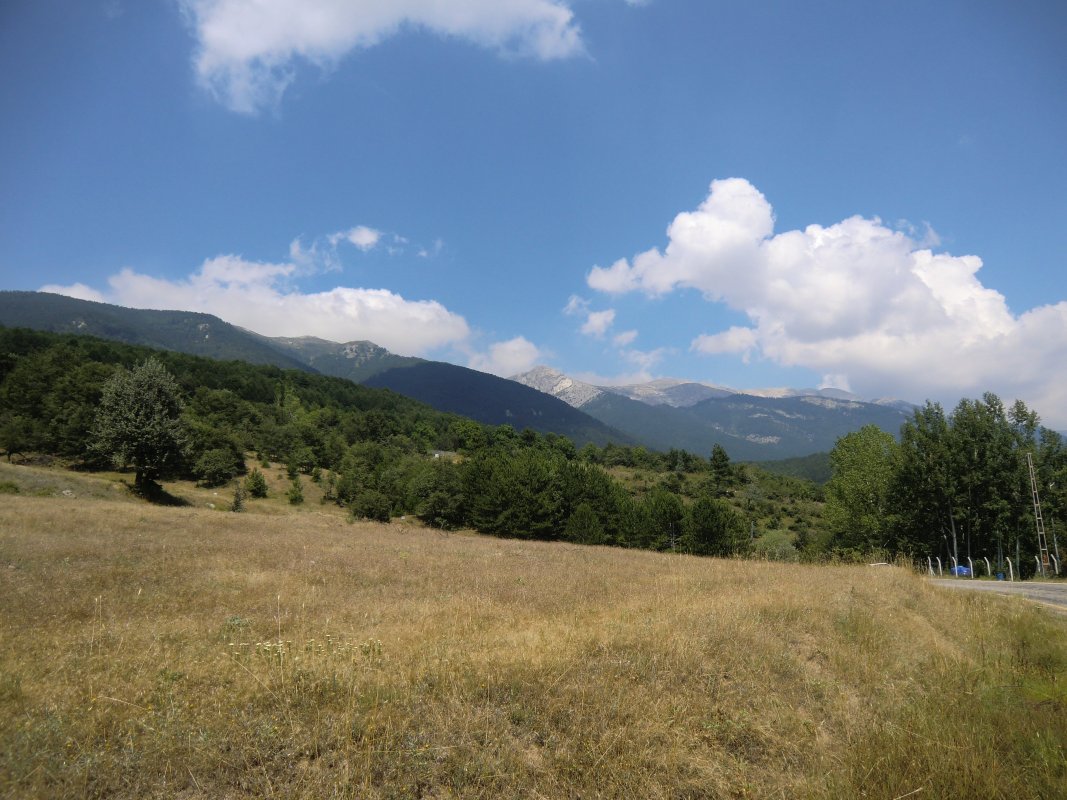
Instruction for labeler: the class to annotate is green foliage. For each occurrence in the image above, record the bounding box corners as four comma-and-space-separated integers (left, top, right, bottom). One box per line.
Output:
91, 358, 187, 489
230, 483, 246, 513
319, 471, 336, 504
755, 451, 833, 484
645, 485, 685, 550
564, 502, 605, 545
244, 468, 268, 498
824, 425, 898, 552
819, 394, 1067, 571
0, 325, 841, 561
287, 476, 304, 505
0, 414, 41, 461
413, 461, 465, 530
683, 495, 749, 556
350, 489, 391, 522
708, 444, 735, 495
194, 447, 241, 487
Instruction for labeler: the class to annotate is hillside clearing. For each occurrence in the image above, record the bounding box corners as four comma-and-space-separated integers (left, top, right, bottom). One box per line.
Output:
1, 483, 1065, 798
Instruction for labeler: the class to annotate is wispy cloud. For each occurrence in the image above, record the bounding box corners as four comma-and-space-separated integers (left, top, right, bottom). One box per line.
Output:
328, 225, 382, 252
565, 293, 619, 339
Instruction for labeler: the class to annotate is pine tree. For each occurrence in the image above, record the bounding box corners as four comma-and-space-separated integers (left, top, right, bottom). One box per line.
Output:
230, 483, 246, 513
245, 468, 268, 498
287, 476, 304, 505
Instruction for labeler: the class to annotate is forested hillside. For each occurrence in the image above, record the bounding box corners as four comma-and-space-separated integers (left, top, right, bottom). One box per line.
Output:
0, 291, 311, 370
0, 292, 633, 447
0, 327, 768, 558
6, 325, 1057, 569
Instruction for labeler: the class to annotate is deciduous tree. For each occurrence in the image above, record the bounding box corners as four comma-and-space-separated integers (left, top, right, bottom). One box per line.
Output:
91, 358, 187, 491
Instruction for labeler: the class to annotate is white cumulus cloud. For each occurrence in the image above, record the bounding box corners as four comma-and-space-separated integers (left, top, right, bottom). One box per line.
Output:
42, 253, 469, 356
589, 177, 1067, 426
469, 336, 543, 377
181, 0, 588, 113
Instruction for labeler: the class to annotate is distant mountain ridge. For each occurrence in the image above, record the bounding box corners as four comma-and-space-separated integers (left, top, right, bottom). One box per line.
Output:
0, 292, 912, 457
511, 366, 914, 459
0, 291, 311, 371
257, 335, 630, 447
511, 365, 913, 411
0, 292, 631, 448
258, 335, 422, 383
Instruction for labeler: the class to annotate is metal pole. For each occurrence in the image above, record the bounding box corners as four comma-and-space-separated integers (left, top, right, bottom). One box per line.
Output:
936, 557, 942, 577
1051, 554, 1060, 576
967, 557, 974, 578
983, 557, 991, 578
927, 556, 934, 576
951, 556, 958, 577
1007, 558, 1014, 582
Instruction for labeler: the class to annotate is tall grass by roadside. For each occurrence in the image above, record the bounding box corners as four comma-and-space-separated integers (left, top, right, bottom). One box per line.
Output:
1, 488, 1064, 798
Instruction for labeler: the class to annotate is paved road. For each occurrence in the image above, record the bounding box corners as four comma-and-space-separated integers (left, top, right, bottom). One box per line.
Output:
929, 578, 1067, 612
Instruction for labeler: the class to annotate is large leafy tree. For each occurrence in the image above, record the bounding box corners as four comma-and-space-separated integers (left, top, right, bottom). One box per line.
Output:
889, 394, 1057, 570
91, 358, 187, 490
824, 424, 899, 553
891, 402, 956, 556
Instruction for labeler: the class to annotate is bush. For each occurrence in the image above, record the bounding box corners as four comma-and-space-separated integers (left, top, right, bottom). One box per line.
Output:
244, 468, 268, 498
287, 476, 304, 505
194, 448, 240, 487
351, 489, 391, 522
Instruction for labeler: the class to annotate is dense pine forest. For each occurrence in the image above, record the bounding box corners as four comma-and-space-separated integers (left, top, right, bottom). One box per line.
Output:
2, 325, 1064, 572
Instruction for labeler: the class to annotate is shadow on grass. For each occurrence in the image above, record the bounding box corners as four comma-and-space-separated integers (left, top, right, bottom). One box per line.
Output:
134, 480, 190, 507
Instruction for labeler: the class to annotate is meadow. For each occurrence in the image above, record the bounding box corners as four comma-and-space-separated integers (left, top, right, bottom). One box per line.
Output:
1, 462, 1065, 799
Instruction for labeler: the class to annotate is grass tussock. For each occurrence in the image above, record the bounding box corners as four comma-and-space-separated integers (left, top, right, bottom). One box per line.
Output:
1, 482, 1065, 798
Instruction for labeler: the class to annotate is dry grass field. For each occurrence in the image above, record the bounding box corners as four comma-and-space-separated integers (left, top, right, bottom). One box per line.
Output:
1, 463, 1065, 799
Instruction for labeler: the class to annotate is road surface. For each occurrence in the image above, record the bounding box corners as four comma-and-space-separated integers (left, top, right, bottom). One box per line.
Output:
929, 578, 1067, 613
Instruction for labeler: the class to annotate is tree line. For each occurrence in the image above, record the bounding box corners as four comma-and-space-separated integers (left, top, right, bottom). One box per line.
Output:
823, 395, 1067, 575
0, 327, 751, 557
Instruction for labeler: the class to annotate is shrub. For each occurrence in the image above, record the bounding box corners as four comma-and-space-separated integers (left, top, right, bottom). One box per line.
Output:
287, 476, 304, 505
350, 489, 391, 522
230, 484, 246, 513
244, 468, 268, 498
194, 448, 240, 488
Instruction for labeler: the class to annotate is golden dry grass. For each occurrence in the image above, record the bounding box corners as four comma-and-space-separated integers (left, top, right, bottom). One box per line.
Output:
1, 464, 1065, 799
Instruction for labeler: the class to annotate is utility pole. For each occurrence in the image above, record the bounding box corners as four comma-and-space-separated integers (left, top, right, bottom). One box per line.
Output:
949, 508, 959, 572
1026, 452, 1051, 577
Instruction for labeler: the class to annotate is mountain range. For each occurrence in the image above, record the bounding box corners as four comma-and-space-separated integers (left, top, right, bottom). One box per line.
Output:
512, 366, 913, 460
0, 291, 628, 448
0, 291, 914, 458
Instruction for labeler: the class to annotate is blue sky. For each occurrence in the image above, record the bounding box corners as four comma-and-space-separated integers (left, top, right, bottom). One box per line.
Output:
2, 1, 1066, 425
